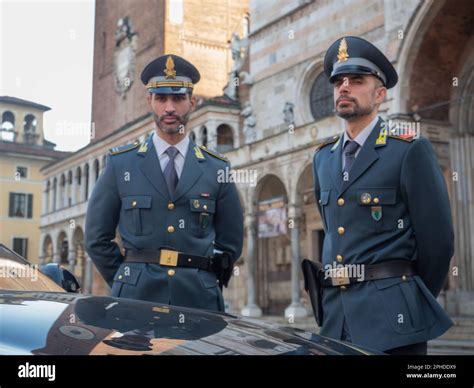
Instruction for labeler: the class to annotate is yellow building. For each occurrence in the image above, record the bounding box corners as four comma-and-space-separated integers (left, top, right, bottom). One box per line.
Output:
0, 96, 69, 263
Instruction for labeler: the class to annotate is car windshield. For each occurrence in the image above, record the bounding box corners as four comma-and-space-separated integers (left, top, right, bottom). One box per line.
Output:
0, 244, 65, 292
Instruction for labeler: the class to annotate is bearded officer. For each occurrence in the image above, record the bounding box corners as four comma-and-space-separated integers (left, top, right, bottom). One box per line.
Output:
85, 54, 244, 312
309, 36, 454, 354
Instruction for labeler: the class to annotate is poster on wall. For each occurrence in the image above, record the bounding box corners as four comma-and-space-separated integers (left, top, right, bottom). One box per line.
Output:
258, 196, 287, 238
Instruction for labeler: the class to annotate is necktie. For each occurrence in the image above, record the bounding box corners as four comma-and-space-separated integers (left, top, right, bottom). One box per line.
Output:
164, 147, 179, 196
343, 140, 360, 174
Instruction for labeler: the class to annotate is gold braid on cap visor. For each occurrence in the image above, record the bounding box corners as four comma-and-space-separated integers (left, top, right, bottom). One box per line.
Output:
146, 81, 194, 89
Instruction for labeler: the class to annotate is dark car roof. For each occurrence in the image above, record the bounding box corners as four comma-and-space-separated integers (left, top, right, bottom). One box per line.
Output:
0, 290, 379, 355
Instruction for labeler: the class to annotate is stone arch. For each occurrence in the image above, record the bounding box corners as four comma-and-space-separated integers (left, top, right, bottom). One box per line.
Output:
56, 231, 69, 265
253, 173, 290, 315
216, 123, 234, 153
295, 58, 329, 126
41, 234, 54, 264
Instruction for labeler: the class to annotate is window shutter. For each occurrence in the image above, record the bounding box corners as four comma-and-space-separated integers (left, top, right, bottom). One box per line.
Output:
27, 194, 33, 218
9, 193, 14, 217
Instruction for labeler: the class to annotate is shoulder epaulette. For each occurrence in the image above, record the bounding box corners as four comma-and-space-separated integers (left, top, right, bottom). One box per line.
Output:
109, 141, 140, 156
199, 146, 228, 162
388, 134, 417, 143
315, 135, 339, 152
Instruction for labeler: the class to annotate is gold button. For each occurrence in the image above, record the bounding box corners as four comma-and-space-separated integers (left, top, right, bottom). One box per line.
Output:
337, 198, 345, 206
338, 227, 345, 235
168, 269, 175, 276
118, 275, 123, 280
340, 285, 347, 291
132, 200, 137, 207
402, 275, 407, 281
168, 202, 175, 210
167, 226, 175, 233
373, 197, 380, 204
203, 205, 208, 210
336, 255, 343, 263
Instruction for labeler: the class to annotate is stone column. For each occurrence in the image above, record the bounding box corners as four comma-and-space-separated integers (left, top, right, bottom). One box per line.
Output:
41, 181, 49, 215
450, 135, 474, 293
241, 214, 262, 317
71, 169, 78, 206
79, 164, 86, 202
38, 232, 46, 265
67, 249, 77, 273
84, 254, 94, 294
63, 174, 70, 208
284, 205, 308, 318
206, 120, 218, 150
55, 176, 61, 211
88, 160, 96, 199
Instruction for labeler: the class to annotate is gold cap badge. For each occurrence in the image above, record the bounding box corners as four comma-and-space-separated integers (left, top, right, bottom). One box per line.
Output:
337, 37, 349, 63
164, 56, 177, 79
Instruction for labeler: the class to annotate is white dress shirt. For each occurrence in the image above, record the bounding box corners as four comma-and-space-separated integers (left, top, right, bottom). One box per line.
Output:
152, 132, 189, 178
341, 115, 379, 170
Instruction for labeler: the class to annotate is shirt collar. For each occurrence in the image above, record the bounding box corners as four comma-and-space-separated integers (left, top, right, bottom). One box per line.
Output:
153, 132, 190, 157
343, 115, 379, 148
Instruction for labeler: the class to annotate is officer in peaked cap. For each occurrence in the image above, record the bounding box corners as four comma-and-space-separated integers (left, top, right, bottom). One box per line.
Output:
304, 36, 454, 354
85, 54, 244, 312
324, 35, 398, 89
140, 54, 201, 95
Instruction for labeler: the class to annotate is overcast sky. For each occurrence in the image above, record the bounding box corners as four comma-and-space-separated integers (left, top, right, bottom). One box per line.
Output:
0, 0, 95, 151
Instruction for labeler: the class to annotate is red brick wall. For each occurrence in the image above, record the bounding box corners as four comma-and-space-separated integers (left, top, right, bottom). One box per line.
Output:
91, 0, 165, 142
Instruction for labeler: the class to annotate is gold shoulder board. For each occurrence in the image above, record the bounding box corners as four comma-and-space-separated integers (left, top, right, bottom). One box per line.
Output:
109, 141, 140, 156
199, 146, 229, 162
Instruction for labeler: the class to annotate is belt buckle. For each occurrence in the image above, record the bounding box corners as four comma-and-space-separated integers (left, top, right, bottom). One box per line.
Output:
329, 267, 350, 286
160, 249, 179, 267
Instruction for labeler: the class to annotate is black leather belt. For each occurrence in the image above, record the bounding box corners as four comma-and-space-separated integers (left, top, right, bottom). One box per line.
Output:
320, 260, 416, 287
125, 249, 215, 272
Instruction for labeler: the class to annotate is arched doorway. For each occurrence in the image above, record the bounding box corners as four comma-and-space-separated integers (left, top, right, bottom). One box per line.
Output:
255, 174, 290, 315
57, 231, 69, 265
397, 0, 474, 314
42, 235, 53, 264
73, 227, 86, 287
296, 164, 323, 263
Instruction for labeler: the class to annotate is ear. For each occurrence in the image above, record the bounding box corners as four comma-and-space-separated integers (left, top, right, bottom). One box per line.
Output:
146, 93, 152, 110
375, 86, 387, 104
189, 94, 196, 111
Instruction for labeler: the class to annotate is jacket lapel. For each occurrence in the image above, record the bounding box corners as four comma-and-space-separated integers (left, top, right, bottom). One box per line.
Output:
172, 141, 204, 202
328, 136, 343, 193
137, 135, 170, 200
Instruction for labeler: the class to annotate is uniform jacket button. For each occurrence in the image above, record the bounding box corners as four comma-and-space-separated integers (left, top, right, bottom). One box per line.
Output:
168, 202, 175, 210
336, 255, 343, 262
167, 226, 175, 233
337, 198, 345, 206
338, 227, 345, 235
168, 269, 175, 276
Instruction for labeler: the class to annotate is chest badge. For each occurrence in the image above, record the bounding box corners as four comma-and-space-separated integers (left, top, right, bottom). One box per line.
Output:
360, 192, 372, 204
371, 206, 382, 222
193, 199, 200, 209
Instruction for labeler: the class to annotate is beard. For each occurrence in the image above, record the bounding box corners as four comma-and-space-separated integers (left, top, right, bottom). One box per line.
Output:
153, 110, 191, 135
335, 96, 375, 120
